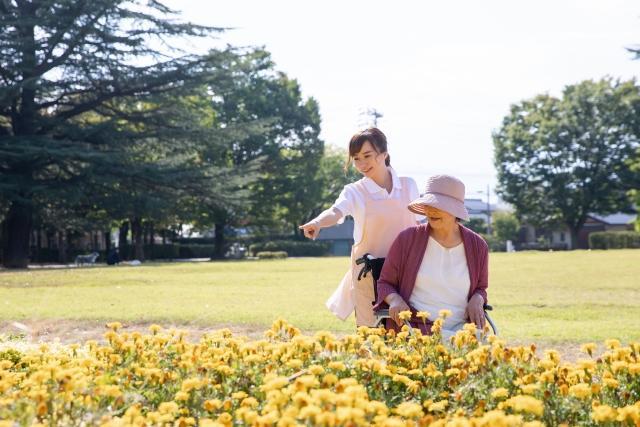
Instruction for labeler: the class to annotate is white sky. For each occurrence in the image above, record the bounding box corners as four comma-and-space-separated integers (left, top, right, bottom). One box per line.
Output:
165, 0, 639, 203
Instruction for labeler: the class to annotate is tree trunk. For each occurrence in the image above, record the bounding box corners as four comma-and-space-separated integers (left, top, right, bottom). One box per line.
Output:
213, 222, 225, 259
104, 231, 111, 253
161, 229, 166, 244
118, 221, 129, 259
148, 221, 155, 259
131, 217, 144, 261
0, 201, 34, 269
35, 227, 42, 263
58, 230, 70, 264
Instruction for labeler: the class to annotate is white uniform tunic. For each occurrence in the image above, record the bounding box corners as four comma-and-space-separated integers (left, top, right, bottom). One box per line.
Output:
409, 236, 471, 340
325, 167, 420, 325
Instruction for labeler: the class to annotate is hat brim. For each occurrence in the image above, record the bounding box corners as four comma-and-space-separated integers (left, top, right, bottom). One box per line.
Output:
408, 193, 470, 221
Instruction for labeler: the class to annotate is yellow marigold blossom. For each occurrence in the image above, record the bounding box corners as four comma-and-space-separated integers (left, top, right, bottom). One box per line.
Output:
438, 309, 452, 319
203, 399, 222, 412
328, 361, 346, 371
174, 391, 189, 401
416, 311, 430, 321
322, 373, 339, 386
605, 339, 621, 349
520, 384, 540, 395
428, 400, 449, 413
591, 404, 617, 422
491, 388, 509, 399
580, 342, 597, 356
261, 377, 289, 392
569, 383, 591, 399
105, 322, 122, 331
611, 361, 628, 373
504, 395, 544, 416
603, 377, 618, 388
394, 402, 423, 418
398, 310, 412, 321
308, 364, 325, 376
180, 377, 202, 393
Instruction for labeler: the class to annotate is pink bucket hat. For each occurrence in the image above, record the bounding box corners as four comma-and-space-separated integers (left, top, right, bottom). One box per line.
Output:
408, 174, 470, 221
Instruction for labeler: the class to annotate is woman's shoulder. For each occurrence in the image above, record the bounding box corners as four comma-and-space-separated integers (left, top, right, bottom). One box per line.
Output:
396, 223, 429, 242
460, 225, 489, 252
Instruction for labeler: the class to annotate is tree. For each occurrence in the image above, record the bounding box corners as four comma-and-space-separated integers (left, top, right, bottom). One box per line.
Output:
492, 212, 520, 243
465, 218, 488, 235
493, 78, 640, 244
0, 0, 238, 267
210, 50, 325, 237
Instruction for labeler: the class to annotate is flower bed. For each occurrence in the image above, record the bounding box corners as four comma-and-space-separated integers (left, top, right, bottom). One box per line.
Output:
0, 315, 638, 426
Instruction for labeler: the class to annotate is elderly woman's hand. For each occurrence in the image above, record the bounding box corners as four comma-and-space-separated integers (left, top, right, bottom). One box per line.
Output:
386, 293, 411, 326
465, 293, 485, 329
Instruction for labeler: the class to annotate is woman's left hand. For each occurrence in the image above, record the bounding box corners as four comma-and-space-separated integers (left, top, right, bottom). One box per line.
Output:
465, 294, 485, 329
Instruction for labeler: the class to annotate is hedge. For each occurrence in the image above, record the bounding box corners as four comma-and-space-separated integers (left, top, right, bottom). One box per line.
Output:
256, 251, 288, 259
589, 231, 640, 249
249, 240, 330, 257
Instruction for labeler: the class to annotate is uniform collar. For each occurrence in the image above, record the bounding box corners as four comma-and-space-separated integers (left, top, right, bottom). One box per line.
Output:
362, 166, 402, 194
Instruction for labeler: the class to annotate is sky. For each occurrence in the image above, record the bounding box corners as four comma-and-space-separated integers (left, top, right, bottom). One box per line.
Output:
165, 0, 639, 203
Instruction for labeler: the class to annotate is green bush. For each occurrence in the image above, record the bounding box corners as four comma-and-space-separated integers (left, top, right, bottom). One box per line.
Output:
256, 251, 288, 259
589, 231, 640, 249
249, 240, 329, 257
480, 234, 505, 252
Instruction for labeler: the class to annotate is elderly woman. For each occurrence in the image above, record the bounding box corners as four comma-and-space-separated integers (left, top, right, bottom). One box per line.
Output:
374, 174, 489, 339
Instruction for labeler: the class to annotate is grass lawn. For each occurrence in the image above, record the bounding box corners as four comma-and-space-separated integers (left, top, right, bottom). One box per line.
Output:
0, 250, 639, 344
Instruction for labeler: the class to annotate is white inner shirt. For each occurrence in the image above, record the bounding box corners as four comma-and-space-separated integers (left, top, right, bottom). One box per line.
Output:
409, 236, 471, 330
331, 167, 420, 245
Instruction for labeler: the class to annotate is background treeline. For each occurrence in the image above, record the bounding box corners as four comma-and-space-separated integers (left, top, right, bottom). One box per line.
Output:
0, 0, 356, 267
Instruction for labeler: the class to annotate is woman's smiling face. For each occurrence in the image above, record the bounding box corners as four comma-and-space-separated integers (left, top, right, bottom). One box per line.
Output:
352, 141, 387, 177
423, 206, 456, 230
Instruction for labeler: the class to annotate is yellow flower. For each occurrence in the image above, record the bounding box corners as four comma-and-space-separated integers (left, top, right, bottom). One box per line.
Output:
394, 402, 423, 418
438, 309, 452, 319
328, 361, 346, 371
504, 395, 544, 416
569, 383, 591, 399
203, 399, 222, 412
491, 388, 509, 399
175, 391, 189, 401
591, 404, 617, 422
149, 324, 163, 334
605, 339, 621, 349
427, 400, 448, 413
416, 311, 430, 322
580, 342, 597, 356
398, 310, 412, 321
105, 322, 122, 331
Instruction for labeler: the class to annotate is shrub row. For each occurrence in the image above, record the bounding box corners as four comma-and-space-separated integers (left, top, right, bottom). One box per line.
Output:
256, 251, 288, 259
248, 240, 330, 257
589, 231, 640, 249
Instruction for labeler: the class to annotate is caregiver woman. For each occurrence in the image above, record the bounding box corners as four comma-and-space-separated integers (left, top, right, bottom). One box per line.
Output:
299, 128, 420, 326
374, 174, 489, 339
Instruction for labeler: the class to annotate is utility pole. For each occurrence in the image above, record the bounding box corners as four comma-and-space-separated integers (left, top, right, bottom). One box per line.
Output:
358, 107, 384, 128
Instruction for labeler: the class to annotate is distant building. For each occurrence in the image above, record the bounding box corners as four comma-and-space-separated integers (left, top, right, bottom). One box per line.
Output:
464, 198, 497, 224
316, 217, 354, 256
520, 212, 637, 250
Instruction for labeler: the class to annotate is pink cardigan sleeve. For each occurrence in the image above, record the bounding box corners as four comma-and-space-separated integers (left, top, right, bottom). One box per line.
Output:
373, 232, 405, 309
473, 243, 489, 304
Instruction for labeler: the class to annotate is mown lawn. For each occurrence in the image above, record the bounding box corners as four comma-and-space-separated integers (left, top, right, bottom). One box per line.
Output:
0, 250, 638, 343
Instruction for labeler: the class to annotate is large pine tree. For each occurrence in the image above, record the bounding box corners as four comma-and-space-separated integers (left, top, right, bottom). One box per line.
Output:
0, 0, 232, 267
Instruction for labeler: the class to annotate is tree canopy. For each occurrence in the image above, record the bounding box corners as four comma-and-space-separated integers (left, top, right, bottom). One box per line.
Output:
493, 78, 640, 241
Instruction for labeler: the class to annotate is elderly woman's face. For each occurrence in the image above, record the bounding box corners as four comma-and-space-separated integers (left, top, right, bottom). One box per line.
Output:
423, 206, 456, 229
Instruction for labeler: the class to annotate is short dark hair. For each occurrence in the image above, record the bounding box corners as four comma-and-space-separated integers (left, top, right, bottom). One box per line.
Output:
345, 127, 391, 170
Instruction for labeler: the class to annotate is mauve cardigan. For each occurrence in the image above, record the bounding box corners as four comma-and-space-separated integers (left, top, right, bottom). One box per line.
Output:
374, 223, 489, 333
